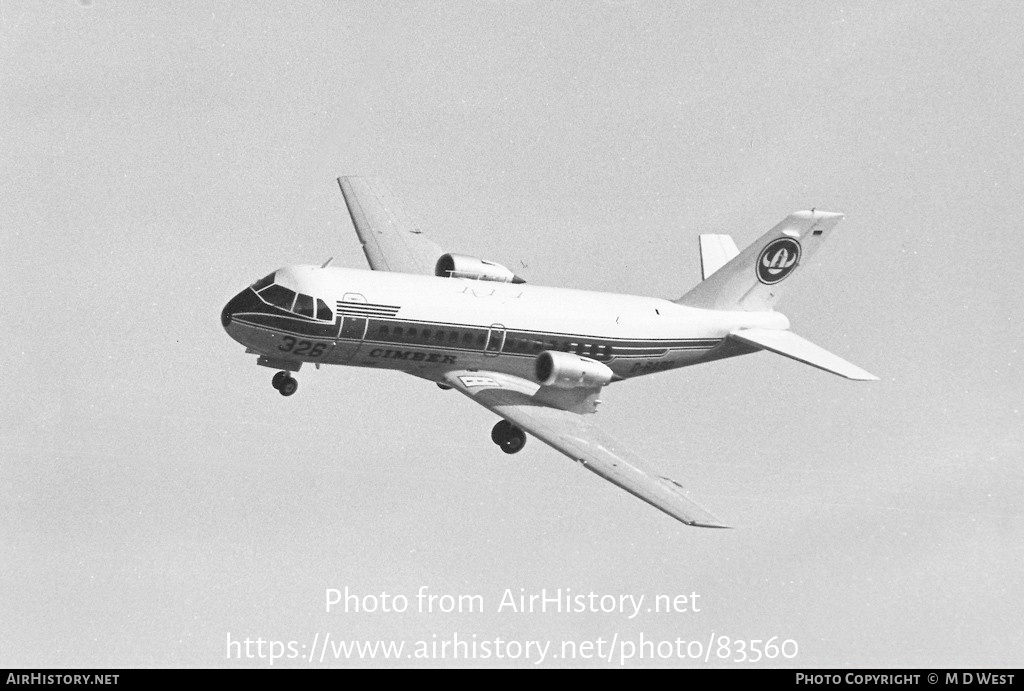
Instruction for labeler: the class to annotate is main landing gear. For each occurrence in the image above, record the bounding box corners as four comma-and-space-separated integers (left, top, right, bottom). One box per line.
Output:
272, 371, 298, 397
491, 420, 527, 455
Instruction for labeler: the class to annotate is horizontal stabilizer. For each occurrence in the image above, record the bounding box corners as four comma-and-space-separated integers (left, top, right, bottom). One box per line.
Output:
699, 234, 739, 280
729, 328, 878, 381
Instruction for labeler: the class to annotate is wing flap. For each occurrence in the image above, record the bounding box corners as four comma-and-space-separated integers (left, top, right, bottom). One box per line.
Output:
337, 177, 445, 274
443, 371, 730, 528
729, 328, 879, 381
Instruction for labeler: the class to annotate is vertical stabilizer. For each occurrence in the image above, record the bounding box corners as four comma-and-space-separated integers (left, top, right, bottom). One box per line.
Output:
676, 210, 844, 311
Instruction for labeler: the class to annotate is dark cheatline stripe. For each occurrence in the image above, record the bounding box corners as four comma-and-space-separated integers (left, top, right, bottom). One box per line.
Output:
232, 315, 338, 340
236, 301, 725, 357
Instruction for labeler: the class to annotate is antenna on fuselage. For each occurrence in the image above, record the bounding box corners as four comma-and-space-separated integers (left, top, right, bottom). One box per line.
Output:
321, 257, 334, 268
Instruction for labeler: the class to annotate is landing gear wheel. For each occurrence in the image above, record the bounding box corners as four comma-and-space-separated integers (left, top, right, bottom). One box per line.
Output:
491, 420, 526, 454
500, 428, 526, 455
278, 376, 298, 397
272, 371, 288, 390
491, 420, 514, 444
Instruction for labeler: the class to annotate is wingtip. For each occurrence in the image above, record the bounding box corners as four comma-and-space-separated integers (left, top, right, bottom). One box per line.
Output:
337, 175, 370, 187
791, 209, 845, 220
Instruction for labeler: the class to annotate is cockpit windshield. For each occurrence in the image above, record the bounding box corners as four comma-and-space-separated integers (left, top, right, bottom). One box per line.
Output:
251, 273, 333, 321
250, 272, 276, 292
260, 284, 297, 311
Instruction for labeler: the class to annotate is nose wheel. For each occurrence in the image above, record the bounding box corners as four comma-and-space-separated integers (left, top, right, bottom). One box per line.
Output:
272, 371, 298, 397
491, 420, 527, 454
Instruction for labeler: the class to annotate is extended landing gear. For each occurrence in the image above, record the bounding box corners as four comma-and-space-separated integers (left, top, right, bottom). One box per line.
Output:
491, 420, 527, 455
272, 371, 298, 397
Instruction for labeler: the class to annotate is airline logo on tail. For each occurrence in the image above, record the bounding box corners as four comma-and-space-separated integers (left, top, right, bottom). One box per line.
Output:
757, 238, 801, 284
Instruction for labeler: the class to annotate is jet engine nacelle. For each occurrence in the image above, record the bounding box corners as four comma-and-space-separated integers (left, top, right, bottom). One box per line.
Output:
435, 254, 525, 283
535, 351, 613, 389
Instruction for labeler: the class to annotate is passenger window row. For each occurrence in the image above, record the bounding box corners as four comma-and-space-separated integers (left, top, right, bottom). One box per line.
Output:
369, 320, 614, 359
375, 322, 489, 348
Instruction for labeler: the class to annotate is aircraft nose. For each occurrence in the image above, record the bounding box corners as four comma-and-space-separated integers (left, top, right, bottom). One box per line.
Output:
221, 290, 255, 330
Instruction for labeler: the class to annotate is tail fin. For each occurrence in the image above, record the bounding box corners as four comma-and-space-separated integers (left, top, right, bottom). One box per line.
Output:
676, 210, 844, 311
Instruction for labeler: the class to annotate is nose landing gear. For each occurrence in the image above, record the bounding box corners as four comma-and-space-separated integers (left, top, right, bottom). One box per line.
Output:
491, 419, 527, 454
272, 371, 298, 397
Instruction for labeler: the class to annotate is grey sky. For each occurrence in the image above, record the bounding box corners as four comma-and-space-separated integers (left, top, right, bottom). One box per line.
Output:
2, 0, 1021, 668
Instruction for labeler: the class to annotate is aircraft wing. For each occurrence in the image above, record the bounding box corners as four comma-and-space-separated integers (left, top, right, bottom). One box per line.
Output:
337, 176, 445, 274
441, 370, 730, 528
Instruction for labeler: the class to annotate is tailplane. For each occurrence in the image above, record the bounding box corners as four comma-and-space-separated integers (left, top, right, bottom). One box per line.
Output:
677, 210, 844, 311
729, 328, 878, 381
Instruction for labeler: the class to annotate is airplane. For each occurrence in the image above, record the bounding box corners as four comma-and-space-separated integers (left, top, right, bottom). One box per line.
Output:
220, 177, 877, 528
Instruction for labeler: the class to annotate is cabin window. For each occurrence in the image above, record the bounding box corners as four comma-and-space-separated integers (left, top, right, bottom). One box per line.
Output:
316, 299, 332, 321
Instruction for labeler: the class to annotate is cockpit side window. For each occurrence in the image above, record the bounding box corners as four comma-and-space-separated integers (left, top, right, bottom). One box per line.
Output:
294, 293, 315, 318
259, 284, 297, 310
316, 299, 332, 321
250, 273, 276, 291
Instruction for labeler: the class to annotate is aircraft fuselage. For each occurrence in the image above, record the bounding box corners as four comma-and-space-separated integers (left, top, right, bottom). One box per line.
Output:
221, 264, 789, 382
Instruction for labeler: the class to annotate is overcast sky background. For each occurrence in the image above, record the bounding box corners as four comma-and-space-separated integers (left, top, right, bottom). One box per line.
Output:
2, 0, 1022, 668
